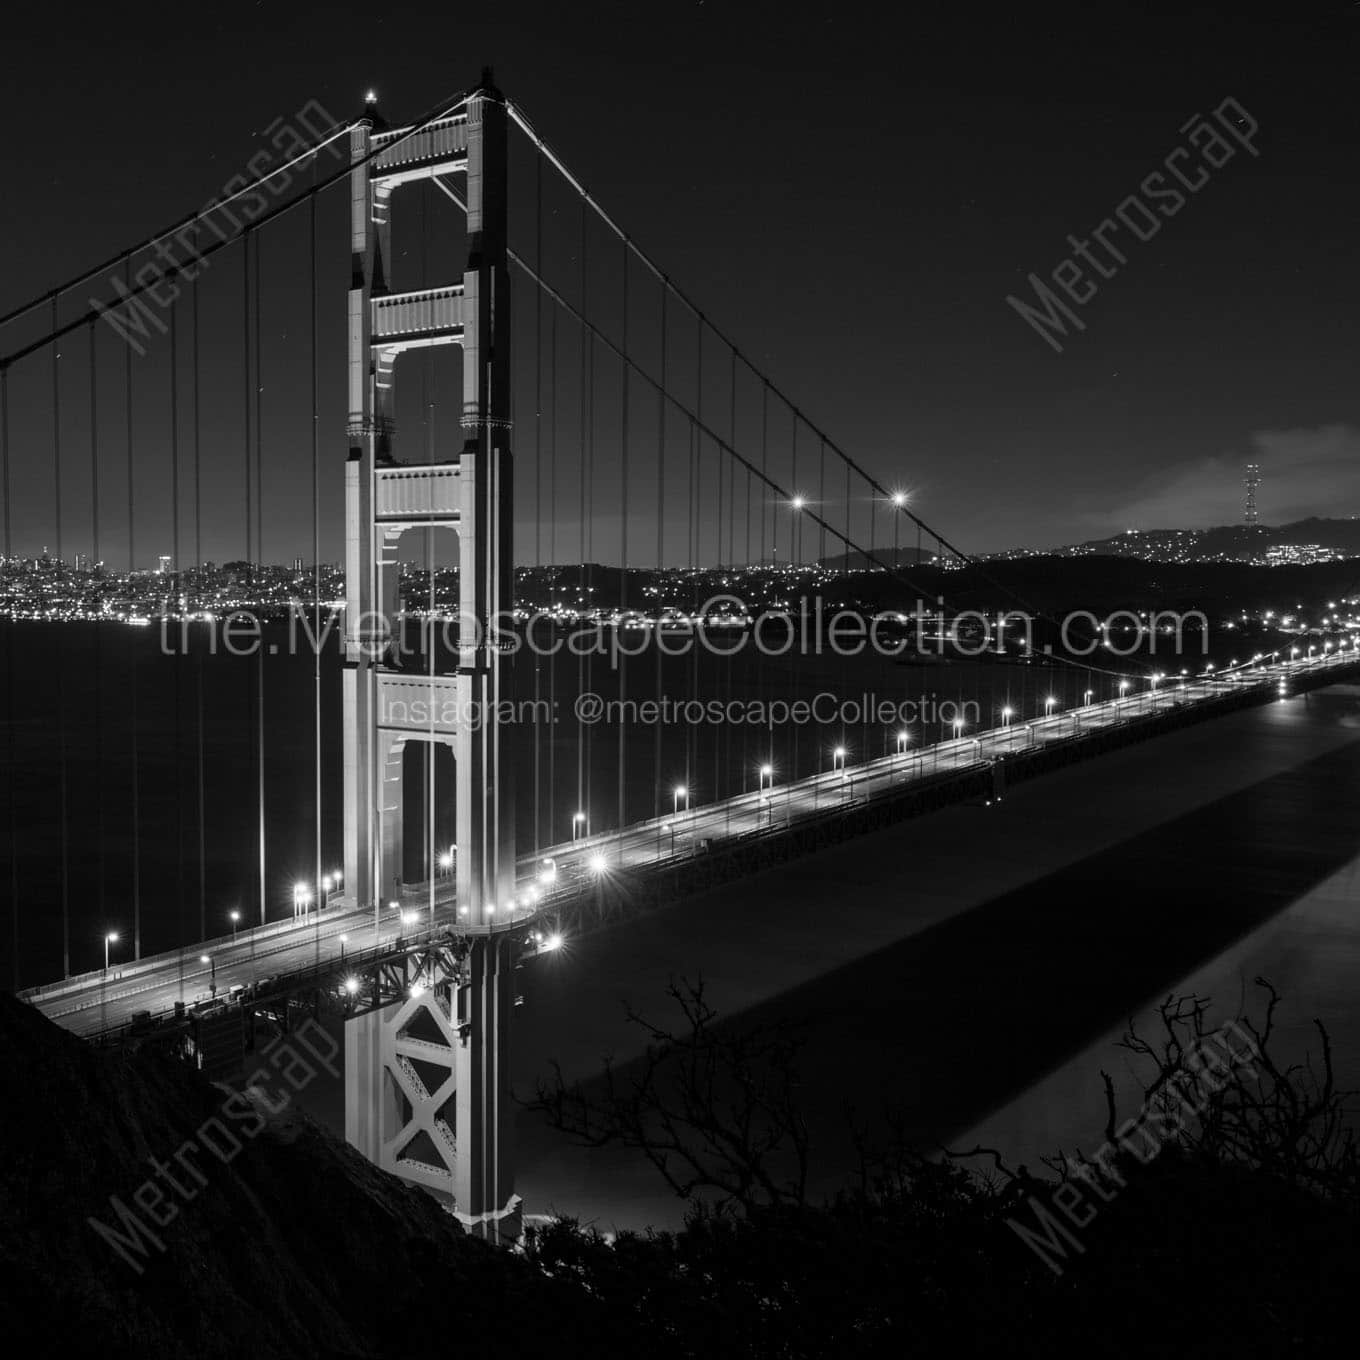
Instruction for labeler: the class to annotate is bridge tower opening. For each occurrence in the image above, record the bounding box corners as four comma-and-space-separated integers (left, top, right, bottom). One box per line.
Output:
341, 75, 519, 1241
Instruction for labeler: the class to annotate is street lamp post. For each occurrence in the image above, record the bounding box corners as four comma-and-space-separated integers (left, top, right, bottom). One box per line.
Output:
673, 785, 687, 815
229, 910, 240, 941
200, 953, 216, 997
572, 811, 587, 842
104, 931, 119, 973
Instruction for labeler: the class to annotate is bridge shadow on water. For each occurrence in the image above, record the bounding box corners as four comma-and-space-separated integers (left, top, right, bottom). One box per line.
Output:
519, 723, 1360, 1220
753, 739, 1360, 1169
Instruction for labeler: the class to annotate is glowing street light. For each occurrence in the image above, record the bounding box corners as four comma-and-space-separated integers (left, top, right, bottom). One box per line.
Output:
1044, 696, 1057, 716
1001, 706, 1014, 728
673, 784, 688, 815
832, 746, 847, 774
103, 931, 119, 972
339, 932, 349, 962
758, 763, 774, 793
895, 729, 910, 755
229, 909, 240, 941
572, 811, 587, 842
292, 881, 312, 918
952, 717, 965, 739
891, 490, 907, 508
1083, 688, 1093, 706
199, 953, 215, 992
791, 494, 806, 512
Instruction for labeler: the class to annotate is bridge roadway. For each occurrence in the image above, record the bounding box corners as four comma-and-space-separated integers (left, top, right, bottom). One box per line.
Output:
21, 650, 1353, 1038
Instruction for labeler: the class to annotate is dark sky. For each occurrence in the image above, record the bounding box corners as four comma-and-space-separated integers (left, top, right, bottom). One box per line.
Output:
2, 1, 1358, 562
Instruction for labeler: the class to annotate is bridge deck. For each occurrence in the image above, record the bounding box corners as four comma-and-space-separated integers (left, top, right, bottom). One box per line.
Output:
21, 653, 1352, 1039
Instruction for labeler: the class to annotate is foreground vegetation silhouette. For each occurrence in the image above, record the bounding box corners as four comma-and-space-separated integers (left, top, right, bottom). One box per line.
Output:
524, 976, 1358, 1357
3, 977, 1355, 1357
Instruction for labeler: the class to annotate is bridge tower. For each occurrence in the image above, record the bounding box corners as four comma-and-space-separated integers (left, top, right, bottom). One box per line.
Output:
341, 75, 520, 1241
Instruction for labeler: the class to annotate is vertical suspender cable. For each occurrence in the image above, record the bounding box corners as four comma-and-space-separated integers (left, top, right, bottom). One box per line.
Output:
653, 289, 665, 820
759, 380, 769, 770
576, 204, 587, 827
90, 322, 105, 952
2, 366, 15, 987
818, 437, 827, 564
53, 299, 69, 976
617, 246, 628, 835
533, 145, 544, 854
171, 296, 187, 949
253, 231, 266, 930
584, 331, 594, 831
548, 305, 557, 844
53, 300, 63, 560
241, 230, 259, 924
730, 350, 740, 801
193, 229, 205, 944
843, 456, 851, 755
126, 263, 140, 958
310, 186, 322, 938
689, 321, 701, 797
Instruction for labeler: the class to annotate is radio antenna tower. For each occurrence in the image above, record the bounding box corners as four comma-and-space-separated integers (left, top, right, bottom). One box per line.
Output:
1244, 463, 1261, 525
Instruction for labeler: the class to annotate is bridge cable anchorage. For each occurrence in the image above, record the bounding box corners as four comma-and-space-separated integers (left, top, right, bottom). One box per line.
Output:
504, 102, 1143, 678
0, 90, 474, 370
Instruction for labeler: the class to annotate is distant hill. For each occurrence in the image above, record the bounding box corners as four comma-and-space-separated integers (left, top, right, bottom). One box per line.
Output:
1043, 517, 1360, 564
815, 546, 937, 572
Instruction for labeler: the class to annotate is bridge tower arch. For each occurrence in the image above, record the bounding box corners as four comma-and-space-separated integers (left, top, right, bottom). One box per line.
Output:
342, 74, 519, 1241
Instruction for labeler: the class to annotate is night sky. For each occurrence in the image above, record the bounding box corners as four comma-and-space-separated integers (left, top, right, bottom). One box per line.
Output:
2, 2, 1358, 561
